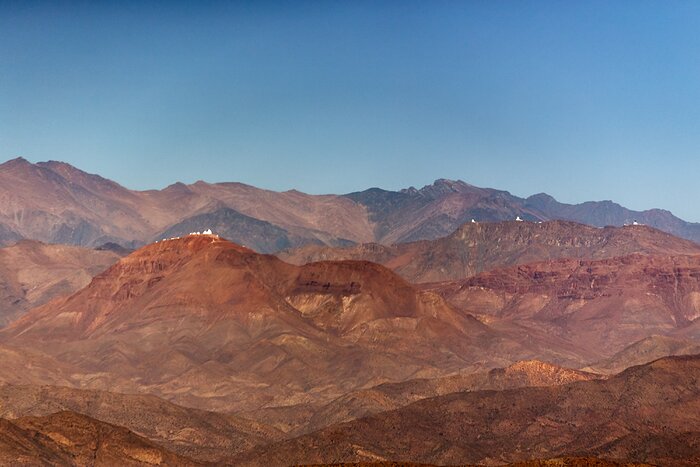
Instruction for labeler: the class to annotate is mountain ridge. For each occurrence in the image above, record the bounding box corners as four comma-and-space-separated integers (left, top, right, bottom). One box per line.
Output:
2, 157, 700, 251
0, 234, 567, 414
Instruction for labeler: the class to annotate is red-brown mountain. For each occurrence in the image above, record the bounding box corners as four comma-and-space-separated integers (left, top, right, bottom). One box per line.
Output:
585, 335, 700, 374
345, 179, 700, 244
234, 354, 700, 466
0, 383, 282, 463
0, 240, 119, 326
0, 157, 367, 250
429, 253, 700, 357
279, 220, 700, 283
246, 360, 602, 436
0, 411, 199, 466
3, 157, 700, 251
0, 234, 563, 414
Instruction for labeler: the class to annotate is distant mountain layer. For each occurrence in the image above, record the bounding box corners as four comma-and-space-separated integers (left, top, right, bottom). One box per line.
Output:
279, 220, 700, 283
0, 240, 119, 326
345, 179, 700, 244
1, 157, 700, 250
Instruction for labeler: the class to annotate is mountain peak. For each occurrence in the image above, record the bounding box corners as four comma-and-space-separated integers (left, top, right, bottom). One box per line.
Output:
2, 156, 30, 165
143, 233, 249, 257
0, 157, 33, 171
526, 192, 557, 204
408, 178, 484, 199
162, 181, 193, 194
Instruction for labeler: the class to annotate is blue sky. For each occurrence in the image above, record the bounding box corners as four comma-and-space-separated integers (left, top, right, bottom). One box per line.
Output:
2, 1, 700, 220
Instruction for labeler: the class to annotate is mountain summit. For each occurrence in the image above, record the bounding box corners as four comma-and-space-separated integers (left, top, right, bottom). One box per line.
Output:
1, 157, 700, 252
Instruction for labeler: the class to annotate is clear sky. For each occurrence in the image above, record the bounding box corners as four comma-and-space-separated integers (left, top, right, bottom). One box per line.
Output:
2, 1, 700, 220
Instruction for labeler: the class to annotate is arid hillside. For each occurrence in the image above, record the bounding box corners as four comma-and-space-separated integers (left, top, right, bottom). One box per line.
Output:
234, 355, 700, 466
0, 240, 119, 325
0, 234, 567, 414
428, 253, 700, 357
279, 220, 700, 283
245, 360, 602, 436
3, 158, 700, 251
0, 411, 199, 466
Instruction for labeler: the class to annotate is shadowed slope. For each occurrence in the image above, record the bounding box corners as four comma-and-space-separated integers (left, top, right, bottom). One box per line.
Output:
245, 360, 602, 436
0, 411, 199, 466
0, 384, 282, 462
0, 235, 552, 413
584, 335, 700, 374
234, 355, 700, 466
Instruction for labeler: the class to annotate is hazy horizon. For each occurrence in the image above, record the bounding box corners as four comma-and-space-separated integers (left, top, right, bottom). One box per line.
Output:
3, 2, 700, 220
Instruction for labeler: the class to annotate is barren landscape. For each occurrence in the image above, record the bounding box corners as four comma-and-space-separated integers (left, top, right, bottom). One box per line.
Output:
4, 2, 700, 464
0, 159, 696, 465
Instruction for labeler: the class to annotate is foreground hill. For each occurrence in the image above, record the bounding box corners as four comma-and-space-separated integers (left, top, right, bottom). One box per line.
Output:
0, 411, 198, 466
301, 461, 648, 467
3, 158, 700, 251
429, 253, 700, 357
246, 360, 602, 436
279, 220, 700, 283
0, 240, 119, 325
234, 355, 700, 466
0, 384, 281, 462
0, 234, 563, 413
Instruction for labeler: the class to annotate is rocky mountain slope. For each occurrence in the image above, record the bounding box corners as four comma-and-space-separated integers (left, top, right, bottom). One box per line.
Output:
279, 220, 700, 283
3, 158, 700, 251
234, 355, 700, 466
245, 360, 602, 436
0, 384, 281, 462
584, 335, 700, 374
429, 253, 700, 357
0, 411, 198, 466
0, 234, 565, 414
0, 240, 119, 325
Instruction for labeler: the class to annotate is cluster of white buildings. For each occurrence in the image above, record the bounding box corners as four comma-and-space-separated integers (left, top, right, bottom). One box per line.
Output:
155, 229, 217, 243
188, 229, 213, 235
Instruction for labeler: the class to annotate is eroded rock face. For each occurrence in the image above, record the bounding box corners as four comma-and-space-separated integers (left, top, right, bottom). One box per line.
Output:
430, 253, 700, 357
233, 355, 700, 467
0, 235, 548, 414
0, 411, 199, 466
280, 220, 700, 283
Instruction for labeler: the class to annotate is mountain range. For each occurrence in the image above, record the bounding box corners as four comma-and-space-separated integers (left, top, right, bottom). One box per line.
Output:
235, 355, 700, 466
0, 234, 591, 414
0, 227, 695, 464
0, 157, 699, 464
3, 157, 700, 252
278, 220, 700, 283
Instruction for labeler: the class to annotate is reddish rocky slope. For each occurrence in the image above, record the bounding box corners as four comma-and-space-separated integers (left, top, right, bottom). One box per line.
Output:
0, 240, 119, 325
429, 253, 700, 357
279, 220, 700, 283
0, 235, 560, 413
234, 355, 700, 466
